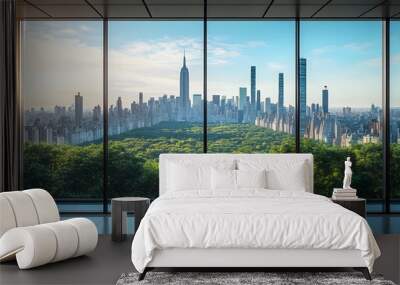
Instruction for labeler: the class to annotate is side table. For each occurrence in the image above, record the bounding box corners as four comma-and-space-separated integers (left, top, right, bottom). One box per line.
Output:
331, 198, 366, 218
112, 197, 150, 242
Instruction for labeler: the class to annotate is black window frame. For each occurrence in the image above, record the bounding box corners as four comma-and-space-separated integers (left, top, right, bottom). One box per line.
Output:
18, 13, 399, 215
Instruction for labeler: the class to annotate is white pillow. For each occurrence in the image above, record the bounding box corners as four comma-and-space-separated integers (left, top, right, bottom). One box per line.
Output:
236, 169, 267, 189
211, 168, 236, 191
238, 159, 307, 191
167, 162, 209, 191
266, 162, 306, 191
167, 160, 236, 192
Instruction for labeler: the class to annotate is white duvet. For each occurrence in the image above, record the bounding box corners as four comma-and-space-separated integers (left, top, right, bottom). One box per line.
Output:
131, 190, 380, 273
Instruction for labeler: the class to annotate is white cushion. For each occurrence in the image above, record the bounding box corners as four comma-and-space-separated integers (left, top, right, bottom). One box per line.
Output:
236, 169, 267, 189
23, 189, 59, 224
0, 189, 98, 269
42, 221, 79, 262
0, 226, 57, 269
167, 160, 236, 192
238, 160, 307, 191
167, 163, 210, 191
64, 218, 98, 257
0, 191, 39, 227
0, 218, 97, 269
266, 162, 306, 191
211, 168, 236, 191
0, 196, 16, 237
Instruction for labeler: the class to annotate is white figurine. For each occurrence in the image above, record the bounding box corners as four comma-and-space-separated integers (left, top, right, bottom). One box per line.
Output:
342, 157, 353, 189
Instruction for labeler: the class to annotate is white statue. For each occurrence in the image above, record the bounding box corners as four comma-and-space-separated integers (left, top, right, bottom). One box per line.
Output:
342, 157, 353, 189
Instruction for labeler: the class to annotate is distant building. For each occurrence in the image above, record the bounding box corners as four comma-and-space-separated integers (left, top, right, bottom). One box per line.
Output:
212, 95, 221, 107
363, 134, 379, 144
239, 87, 247, 111
265, 97, 271, 114
343, 106, 352, 116
299, 58, 307, 136
179, 53, 190, 121
251, 66, 256, 110
117, 97, 123, 118
192, 94, 202, 108
139, 92, 144, 106
311, 103, 316, 114
75, 92, 83, 128
322, 86, 329, 114
221, 96, 226, 113
256, 90, 261, 112
93, 105, 101, 122
278, 73, 284, 115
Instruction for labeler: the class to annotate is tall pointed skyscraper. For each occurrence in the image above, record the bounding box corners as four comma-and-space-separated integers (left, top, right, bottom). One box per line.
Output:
250, 66, 256, 109
299, 58, 307, 136
322, 85, 329, 114
180, 51, 190, 121
278, 73, 284, 116
74, 92, 83, 128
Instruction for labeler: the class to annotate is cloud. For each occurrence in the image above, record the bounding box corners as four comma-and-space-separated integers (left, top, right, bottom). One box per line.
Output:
394, 53, 400, 64
207, 39, 267, 66
343, 42, 372, 51
310, 42, 373, 56
207, 45, 240, 65
310, 45, 337, 55
361, 57, 381, 67
266, 62, 285, 70
109, 36, 204, 103
22, 24, 103, 110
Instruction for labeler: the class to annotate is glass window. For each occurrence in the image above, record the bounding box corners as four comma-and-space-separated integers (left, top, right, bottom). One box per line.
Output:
300, 21, 383, 210
207, 21, 296, 153
108, 21, 204, 199
22, 21, 104, 210
390, 20, 400, 212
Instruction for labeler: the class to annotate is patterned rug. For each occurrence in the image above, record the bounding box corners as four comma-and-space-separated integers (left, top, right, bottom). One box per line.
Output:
116, 271, 396, 285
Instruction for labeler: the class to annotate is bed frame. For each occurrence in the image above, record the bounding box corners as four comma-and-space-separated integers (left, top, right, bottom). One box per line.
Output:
138, 154, 372, 281
139, 248, 370, 280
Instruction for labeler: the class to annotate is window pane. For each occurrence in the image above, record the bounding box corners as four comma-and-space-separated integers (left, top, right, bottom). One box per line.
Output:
22, 22, 104, 210
207, 21, 296, 153
108, 21, 204, 199
300, 21, 383, 209
390, 20, 400, 212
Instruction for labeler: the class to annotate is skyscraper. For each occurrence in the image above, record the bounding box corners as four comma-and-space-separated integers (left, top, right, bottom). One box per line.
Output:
278, 73, 284, 116
239, 87, 247, 110
251, 66, 256, 109
311, 103, 316, 114
299, 58, 307, 136
256, 90, 261, 112
212, 95, 221, 107
180, 52, 189, 120
93, 105, 101, 122
322, 85, 329, 114
75, 92, 83, 128
192, 94, 202, 108
117, 97, 123, 118
139, 92, 144, 106
265, 97, 271, 114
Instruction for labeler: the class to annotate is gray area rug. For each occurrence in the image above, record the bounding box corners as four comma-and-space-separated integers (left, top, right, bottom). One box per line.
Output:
116, 272, 396, 285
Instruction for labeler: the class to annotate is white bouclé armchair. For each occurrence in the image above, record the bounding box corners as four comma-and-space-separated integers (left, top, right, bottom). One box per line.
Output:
0, 189, 98, 269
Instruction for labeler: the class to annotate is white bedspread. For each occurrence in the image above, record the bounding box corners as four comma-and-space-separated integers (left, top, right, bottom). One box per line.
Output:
131, 190, 380, 273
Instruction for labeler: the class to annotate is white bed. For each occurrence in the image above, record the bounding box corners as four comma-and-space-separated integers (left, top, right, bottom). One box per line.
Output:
131, 154, 380, 280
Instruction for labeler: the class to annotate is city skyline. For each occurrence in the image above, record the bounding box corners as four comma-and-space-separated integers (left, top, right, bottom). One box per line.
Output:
24, 54, 400, 148
21, 21, 400, 111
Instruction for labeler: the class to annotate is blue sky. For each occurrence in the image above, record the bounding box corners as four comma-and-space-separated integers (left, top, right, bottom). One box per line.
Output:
22, 20, 399, 110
